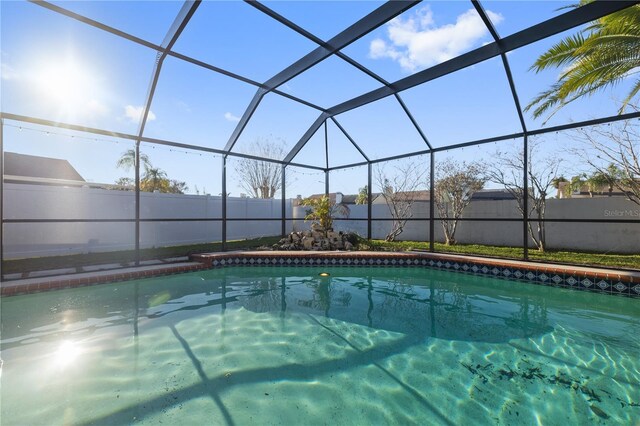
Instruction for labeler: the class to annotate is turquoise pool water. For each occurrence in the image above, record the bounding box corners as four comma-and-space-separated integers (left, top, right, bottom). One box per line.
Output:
1, 267, 638, 425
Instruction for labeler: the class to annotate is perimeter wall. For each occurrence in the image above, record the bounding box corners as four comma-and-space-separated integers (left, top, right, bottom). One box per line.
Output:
2, 183, 638, 258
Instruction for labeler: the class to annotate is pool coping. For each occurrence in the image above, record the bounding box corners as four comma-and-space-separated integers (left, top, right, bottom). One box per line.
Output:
1, 251, 638, 298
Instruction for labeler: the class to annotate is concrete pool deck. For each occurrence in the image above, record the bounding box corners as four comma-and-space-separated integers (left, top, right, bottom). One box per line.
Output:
1, 251, 639, 297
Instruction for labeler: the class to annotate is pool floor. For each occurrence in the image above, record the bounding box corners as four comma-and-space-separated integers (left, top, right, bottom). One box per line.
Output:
1, 266, 638, 424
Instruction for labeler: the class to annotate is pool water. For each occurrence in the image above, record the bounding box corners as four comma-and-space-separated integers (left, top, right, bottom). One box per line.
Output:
1, 267, 638, 425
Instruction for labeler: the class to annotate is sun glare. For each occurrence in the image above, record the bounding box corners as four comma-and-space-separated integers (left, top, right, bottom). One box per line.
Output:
54, 340, 82, 369
35, 57, 94, 112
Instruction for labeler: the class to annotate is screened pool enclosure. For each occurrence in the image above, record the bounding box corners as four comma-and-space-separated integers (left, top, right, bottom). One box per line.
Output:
1, 0, 639, 278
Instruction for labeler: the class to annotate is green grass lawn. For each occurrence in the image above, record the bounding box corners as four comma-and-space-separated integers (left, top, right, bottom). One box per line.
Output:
356, 239, 640, 270
3, 235, 638, 275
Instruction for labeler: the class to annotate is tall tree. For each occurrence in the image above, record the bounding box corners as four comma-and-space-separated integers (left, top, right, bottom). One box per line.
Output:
570, 117, 640, 205
434, 159, 486, 245
234, 138, 286, 198
140, 167, 168, 193
488, 140, 562, 252
116, 149, 151, 172
526, 4, 640, 123
375, 160, 428, 242
355, 185, 369, 205
551, 176, 568, 198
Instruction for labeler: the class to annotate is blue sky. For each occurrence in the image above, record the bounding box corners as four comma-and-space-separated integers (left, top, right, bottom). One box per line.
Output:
1, 0, 636, 197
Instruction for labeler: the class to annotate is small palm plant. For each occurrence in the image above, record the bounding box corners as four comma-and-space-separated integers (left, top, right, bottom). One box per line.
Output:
300, 195, 349, 233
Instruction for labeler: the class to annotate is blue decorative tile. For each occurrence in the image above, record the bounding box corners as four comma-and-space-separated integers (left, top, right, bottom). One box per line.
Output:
596, 280, 609, 290
552, 275, 562, 284
539, 273, 548, 282
614, 282, 627, 292
632, 284, 640, 295
566, 276, 577, 286
581, 278, 593, 288
526, 272, 535, 281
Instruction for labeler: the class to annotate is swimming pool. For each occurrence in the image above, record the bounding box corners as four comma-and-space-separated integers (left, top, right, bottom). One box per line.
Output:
1, 266, 638, 424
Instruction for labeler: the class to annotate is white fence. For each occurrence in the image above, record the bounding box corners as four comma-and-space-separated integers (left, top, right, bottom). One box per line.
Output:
3, 183, 291, 259
3, 183, 639, 258
294, 198, 640, 253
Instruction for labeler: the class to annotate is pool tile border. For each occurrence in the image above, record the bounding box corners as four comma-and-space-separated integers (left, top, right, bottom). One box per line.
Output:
192, 251, 639, 298
0, 263, 206, 297
1, 252, 638, 298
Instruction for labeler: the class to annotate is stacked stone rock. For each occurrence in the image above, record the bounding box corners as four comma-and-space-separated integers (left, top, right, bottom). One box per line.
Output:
273, 226, 354, 251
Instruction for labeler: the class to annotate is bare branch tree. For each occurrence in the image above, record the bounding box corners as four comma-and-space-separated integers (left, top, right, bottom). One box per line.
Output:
234, 137, 286, 199
375, 160, 428, 242
569, 110, 640, 206
434, 159, 487, 245
488, 139, 562, 252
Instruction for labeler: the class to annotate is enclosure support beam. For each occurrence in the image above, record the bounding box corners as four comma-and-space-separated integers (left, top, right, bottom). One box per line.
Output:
222, 156, 227, 251
233, 0, 418, 161
133, 1, 200, 262
327, 0, 638, 116
330, 117, 370, 162
284, 113, 329, 164
281, 165, 286, 238
324, 121, 329, 169
262, 0, 418, 91
135, 141, 141, 265
429, 152, 435, 252
523, 135, 529, 260
471, 0, 528, 135
395, 94, 433, 150
0, 112, 328, 171
224, 89, 267, 153
33, 1, 324, 114
367, 163, 372, 240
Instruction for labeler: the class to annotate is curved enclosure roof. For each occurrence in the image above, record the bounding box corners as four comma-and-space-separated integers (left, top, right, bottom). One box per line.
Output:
2, 0, 640, 170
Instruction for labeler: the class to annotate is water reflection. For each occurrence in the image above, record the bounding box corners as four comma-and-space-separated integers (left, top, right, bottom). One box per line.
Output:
235, 270, 554, 343
3, 267, 637, 351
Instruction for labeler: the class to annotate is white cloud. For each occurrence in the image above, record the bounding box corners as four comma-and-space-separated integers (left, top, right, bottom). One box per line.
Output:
125, 105, 156, 123
224, 112, 240, 122
370, 6, 503, 72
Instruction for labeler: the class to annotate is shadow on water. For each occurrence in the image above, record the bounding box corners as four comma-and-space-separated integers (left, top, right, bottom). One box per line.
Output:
80, 316, 452, 426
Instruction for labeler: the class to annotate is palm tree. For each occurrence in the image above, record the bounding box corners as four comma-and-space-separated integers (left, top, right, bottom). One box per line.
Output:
526, 3, 640, 123
116, 149, 151, 172
141, 167, 168, 192
551, 176, 568, 198
355, 185, 369, 205
570, 174, 586, 196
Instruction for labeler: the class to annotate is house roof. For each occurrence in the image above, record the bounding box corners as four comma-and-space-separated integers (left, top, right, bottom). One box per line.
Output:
4, 152, 85, 182
470, 189, 516, 201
